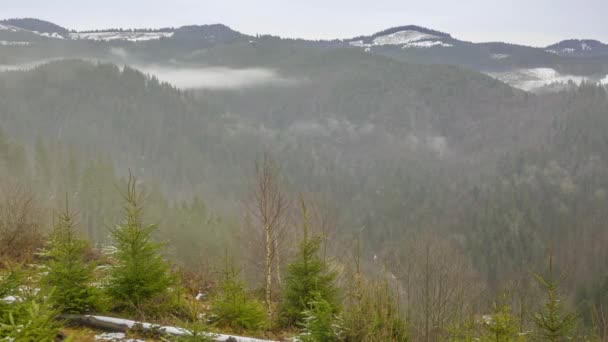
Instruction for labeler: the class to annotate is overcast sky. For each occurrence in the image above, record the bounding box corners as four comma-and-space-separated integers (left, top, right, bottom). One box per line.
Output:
3, 0, 607, 46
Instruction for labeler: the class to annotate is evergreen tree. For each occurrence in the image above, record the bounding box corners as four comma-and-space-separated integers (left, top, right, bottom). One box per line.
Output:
299, 293, 344, 342
41, 198, 101, 313
0, 268, 61, 341
481, 299, 521, 342
531, 246, 577, 341
280, 197, 338, 327
210, 255, 266, 332
106, 174, 173, 308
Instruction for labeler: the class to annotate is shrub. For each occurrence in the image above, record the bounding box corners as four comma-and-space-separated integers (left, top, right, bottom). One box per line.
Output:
0, 300, 61, 341
342, 278, 409, 342
211, 260, 266, 332
0, 283, 61, 342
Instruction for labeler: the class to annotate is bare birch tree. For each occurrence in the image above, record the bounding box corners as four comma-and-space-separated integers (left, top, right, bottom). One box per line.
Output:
248, 153, 288, 322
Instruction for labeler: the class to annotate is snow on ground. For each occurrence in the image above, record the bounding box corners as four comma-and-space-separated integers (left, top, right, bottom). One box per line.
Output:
486, 68, 589, 91
402, 40, 452, 48
601, 74, 608, 85
350, 29, 451, 49
94, 332, 144, 342
373, 30, 439, 46
0, 24, 19, 32
581, 42, 592, 51
88, 315, 277, 342
2, 295, 18, 303
70, 31, 174, 42
33, 31, 64, 39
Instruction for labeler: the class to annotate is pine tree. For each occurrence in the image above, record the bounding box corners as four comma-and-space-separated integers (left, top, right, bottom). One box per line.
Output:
211, 254, 266, 332
279, 197, 338, 327
0, 268, 61, 341
299, 293, 344, 342
106, 174, 173, 308
481, 299, 520, 342
41, 198, 101, 313
531, 245, 577, 341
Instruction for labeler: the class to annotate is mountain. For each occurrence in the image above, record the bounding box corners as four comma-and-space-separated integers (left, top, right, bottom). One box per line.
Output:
342, 26, 608, 90
0, 18, 607, 91
0, 18, 69, 38
346, 25, 456, 49
546, 39, 608, 57
2, 16, 608, 328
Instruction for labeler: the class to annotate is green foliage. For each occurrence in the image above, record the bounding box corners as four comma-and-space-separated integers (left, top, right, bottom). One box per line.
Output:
299, 293, 344, 342
0, 295, 61, 342
481, 302, 521, 342
0, 267, 21, 315
40, 199, 102, 313
447, 314, 477, 342
531, 248, 577, 341
342, 279, 409, 342
280, 207, 338, 327
210, 259, 266, 332
342, 242, 408, 342
175, 321, 216, 342
107, 175, 174, 309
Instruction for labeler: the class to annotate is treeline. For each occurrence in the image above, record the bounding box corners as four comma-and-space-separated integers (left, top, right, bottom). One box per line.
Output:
0, 60, 608, 339
0, 156, 603, 341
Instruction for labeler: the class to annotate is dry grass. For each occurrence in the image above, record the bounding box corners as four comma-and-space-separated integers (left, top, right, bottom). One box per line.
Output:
0, 183, 45, 264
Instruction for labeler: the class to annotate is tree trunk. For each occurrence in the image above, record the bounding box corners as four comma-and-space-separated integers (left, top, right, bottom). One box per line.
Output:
274, 237, 282, 286
265, 224, 273, 321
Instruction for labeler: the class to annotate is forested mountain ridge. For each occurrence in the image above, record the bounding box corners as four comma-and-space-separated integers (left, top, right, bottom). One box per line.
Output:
1, 16, 608, 342
1, 18, 608, 91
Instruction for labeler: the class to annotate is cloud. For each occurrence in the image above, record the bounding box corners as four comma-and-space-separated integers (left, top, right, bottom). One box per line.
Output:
135, 65, 300, 90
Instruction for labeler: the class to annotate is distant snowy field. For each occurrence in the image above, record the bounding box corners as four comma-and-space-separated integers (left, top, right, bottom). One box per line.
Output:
350, 29, 452, 49
70, 31, 174, 42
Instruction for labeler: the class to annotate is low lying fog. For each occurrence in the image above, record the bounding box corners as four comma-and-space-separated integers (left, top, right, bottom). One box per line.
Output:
0, 57, 299, 91
136, 65, 300, 90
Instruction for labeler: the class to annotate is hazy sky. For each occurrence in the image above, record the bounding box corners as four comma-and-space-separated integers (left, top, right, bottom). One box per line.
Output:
3, 0, 607, 46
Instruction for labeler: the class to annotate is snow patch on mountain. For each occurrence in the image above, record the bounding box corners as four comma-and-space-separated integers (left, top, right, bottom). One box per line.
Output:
34, 31, 64, 39
486, 68, 588, 91
70, 31, 174, 42
402, 40, 452, 48
373, 30, 439, 45
0, 24, 19, 32
350, 29, 451, 49
581, 42, 592, 51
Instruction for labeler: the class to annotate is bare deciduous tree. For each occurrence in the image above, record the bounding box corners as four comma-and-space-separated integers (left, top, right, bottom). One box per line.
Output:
0, 183, 44, 263
248, 153, 288, 321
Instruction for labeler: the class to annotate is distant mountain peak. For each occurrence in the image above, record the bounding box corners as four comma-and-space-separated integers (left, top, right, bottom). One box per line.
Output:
546, 39, 608, 57
366, 25, 452, 40
0, 18, 69, 38
348, 25, 455, 50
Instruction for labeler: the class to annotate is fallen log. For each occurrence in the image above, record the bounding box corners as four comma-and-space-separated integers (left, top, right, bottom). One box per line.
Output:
59, 314, 277, 342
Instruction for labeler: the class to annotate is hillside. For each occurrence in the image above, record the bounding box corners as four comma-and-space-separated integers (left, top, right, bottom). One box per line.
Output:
1, 16, 608, 342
